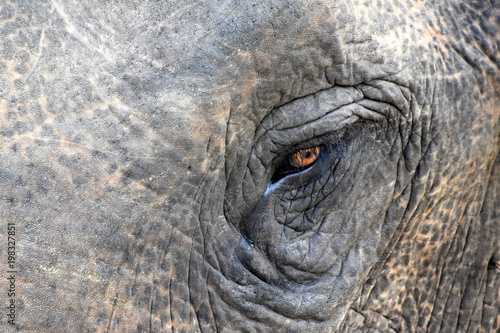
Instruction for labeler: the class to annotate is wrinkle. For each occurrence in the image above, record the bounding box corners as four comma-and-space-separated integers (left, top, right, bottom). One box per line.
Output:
24, 24, 49, 81
51, 0, 116, 63
432, 204, 472, 332
254, 86, 364, 141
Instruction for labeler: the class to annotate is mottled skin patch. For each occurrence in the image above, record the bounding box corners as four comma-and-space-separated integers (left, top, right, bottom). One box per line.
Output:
0, 0, 499, 332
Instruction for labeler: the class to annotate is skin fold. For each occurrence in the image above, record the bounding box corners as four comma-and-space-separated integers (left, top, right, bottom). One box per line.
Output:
0, 0, 498, 332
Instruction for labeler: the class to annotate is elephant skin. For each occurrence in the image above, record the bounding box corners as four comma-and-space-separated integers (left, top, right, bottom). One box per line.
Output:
0, 0, 499, 332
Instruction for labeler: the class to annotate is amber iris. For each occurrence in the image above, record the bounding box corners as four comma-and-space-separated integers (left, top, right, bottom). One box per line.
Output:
289, 147, 321, 168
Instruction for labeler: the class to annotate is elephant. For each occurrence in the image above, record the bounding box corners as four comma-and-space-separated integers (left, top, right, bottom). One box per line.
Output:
0, 0, 499, 332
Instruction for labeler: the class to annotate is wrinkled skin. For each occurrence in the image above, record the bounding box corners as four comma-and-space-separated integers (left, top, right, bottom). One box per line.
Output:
0, 0, 499, 332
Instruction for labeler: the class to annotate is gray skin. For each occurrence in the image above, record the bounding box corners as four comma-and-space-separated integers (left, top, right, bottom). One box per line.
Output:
0, 0, 499, 332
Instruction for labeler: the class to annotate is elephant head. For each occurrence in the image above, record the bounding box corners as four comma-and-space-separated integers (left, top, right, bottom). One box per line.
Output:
0, 0, 499, 332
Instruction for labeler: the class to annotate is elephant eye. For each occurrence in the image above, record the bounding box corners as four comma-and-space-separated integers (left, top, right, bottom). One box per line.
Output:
289, 147, 320, 168
271, 146, 322, 183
